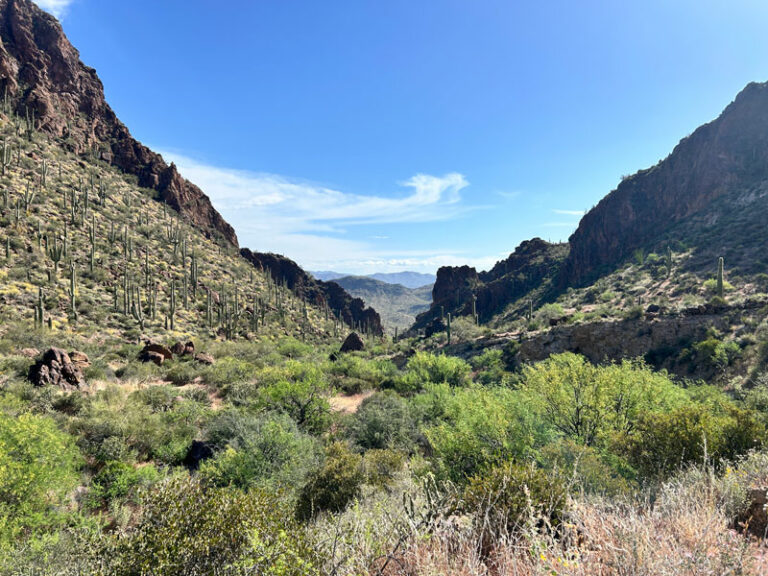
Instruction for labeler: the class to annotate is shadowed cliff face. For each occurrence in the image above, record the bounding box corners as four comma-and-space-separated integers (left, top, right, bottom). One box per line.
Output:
0, 0, 237, 245
240, 249, 384, 336
562, 81, 768, 287
412, 238, 568, 331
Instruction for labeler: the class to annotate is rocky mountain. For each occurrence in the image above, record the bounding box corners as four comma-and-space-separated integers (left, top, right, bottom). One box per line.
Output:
329, 275, 432, 334
412, 238, 568, 331
0, 0, 237, 245
561, 81, 768, 287
241, 250, 384, 336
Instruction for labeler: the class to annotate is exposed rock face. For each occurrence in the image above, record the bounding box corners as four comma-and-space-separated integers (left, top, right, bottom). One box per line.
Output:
139, 342, 173, 365
240, 249, 384, 336
339, 332, 365, 353
29, 347, 86, 389
0, 0, 237, 245
562, 81, 768, 287
412, 239, 568, 331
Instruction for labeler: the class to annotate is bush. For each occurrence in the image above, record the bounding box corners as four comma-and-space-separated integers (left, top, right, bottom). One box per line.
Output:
350, 391, 416, 452
0, 412, 81, 548
363, 449, 405, 487
463, 461, 567, 540
88, 460, 160, 508
103, 476, 317, 575
296, 442, 365, 520
395, 352, 471, 394
201, 357, 256, 390
200, 411, 319, 491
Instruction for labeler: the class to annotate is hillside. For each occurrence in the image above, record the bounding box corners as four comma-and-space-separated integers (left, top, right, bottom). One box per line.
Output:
329, 275, 432, 334
411, 82, 768, 386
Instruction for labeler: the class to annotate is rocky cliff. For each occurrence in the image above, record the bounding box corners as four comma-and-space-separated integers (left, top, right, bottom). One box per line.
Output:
240, 249, 384, 336
0, 0, 237, 245
412, 238, 568, 331
561, 81, 768, 287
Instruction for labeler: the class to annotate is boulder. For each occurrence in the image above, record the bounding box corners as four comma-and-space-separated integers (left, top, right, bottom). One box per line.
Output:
69, 350, 91, 369
140, 342, 173, 363
340, 332, 365, 353
194, 352, 215, 365
29, 348, 86, 389
183, 341, 195, 356
144, 351, 165, 367
19, 348, 40, 358
171, 341, 185, 356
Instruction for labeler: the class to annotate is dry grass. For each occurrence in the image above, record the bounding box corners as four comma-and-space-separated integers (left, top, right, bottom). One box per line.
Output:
319, 456, 768, 576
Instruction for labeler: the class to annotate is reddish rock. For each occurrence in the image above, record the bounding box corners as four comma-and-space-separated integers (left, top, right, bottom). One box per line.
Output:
19, 347, 40, 358
29, 348, 86, 389
140, 343, 173, 363
144, 351, 165, 367
69, 350, 90, 369
183, 341, 195, 356
171, 341, 185, 356
0, 0, 237, 246
194, 353, 214, 365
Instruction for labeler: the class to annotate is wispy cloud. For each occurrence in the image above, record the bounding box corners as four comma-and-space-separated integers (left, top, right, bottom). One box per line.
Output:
552, 209, 585, 216
160, 150, 484, 273
33, 0, 74, 18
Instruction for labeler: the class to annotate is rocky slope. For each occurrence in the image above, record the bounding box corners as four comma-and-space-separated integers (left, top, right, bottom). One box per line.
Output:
0, 0, 237, 245
240, 250, 384, 336
561, 81, 768, 287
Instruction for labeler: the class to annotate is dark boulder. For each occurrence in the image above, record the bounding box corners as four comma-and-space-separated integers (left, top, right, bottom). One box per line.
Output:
340, 332, 365, 353
29, 348, 86, 389
194, 352, 215, 365
140, 342, 173, 364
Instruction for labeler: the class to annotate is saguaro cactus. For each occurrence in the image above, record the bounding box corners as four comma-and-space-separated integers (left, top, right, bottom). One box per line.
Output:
716, 257, 725, 298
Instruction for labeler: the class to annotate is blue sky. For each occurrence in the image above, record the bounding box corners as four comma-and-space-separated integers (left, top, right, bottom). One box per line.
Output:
36, 0, 768, 274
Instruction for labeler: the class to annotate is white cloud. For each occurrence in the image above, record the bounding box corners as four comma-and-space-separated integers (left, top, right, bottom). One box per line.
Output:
159, 150, 485, 273
33, 0, 74, 18
552, 209, 585, 216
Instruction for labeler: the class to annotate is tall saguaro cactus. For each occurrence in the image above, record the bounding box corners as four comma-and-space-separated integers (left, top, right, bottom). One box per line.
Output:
716, 257, 725, 298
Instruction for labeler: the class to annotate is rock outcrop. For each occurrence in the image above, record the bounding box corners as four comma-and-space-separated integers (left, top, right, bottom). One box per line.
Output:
240, 249, 384, 336
0, 0, 237, 245
29, 347, 87, 389
412, 238, 568, 331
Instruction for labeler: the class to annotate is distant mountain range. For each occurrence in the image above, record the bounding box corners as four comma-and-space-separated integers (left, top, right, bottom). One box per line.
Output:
311, 271, 435, 290
327, 276, 433, 334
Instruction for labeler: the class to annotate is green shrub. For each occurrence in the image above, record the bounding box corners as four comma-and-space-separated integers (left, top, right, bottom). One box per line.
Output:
165, 360, 199, 386
363, 449, 405, 487
463, 461, 567, 539
296, 442, 365, 520
350, 391, 416, 452
0, 411, 81, 548
201, 411, 319, 491
395, 352, 471, 394
201, 356, 256, 390
103, 476, 317, 575
88, 460, 160, 508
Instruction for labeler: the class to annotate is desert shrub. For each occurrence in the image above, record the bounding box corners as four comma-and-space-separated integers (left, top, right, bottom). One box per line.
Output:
296, 442, 365, 520
325, 356, 398, 393
521, 353, 686, 447
201, 356, 256, 390
103, 476, 317, 575
88, 460, 160, 508
395, 351, 471, 394
200, 411, 319, 491
462, 461, 567, 540
254, 365, 331, 434
419, 384, 548, 483
538, 438, 632, 496
277, 337, 313, 358
165, 359, 199, 386
619, 402, 764, 480
0, 411, 81, 548
471, 348, 511, 386
691, 337, 740, 372
362, 449, 405, 487
349, 391, 417, 452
